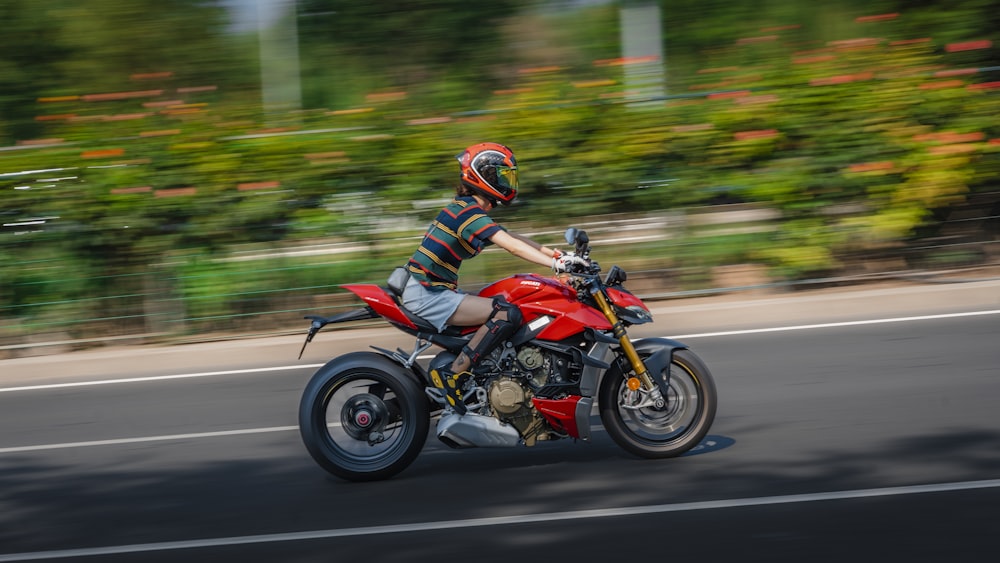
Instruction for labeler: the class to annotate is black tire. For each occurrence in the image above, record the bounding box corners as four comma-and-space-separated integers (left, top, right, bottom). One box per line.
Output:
599, 348, 717, 459
299, 352, 429, 481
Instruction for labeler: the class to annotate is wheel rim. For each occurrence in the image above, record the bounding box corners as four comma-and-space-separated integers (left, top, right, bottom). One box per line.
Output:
617, 361, 702, 444
318, 374, 411, 469
340, 393, 390, 440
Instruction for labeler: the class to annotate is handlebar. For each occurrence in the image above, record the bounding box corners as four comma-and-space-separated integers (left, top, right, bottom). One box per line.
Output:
560, 227, 630, 290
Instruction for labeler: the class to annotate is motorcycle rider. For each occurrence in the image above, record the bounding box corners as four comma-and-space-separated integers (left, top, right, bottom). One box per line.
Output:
402, 142, 585, 414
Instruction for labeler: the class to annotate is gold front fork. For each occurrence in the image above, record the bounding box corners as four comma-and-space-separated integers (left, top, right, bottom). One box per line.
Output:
592, 291, 657, 391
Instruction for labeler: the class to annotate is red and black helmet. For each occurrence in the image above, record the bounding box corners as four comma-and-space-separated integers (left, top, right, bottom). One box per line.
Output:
456, 142, 518, 206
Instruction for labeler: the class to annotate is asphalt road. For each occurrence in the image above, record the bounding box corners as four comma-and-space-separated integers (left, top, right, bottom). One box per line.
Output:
1, 281, 998, 562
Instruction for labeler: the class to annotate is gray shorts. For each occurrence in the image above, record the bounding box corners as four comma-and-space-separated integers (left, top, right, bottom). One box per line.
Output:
401, 277, 466, 332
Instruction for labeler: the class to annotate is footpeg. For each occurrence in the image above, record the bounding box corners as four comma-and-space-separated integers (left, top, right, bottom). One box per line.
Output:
425, 387, 446, 406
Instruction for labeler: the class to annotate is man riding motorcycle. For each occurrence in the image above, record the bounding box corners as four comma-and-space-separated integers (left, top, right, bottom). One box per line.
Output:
400, 142, 586, 414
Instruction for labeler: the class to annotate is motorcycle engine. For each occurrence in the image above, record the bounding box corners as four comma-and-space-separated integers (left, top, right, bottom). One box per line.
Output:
516, 346, 550, 388
488, 377, 546, 445
489, 377, 531, 417
486, 346, 560, 446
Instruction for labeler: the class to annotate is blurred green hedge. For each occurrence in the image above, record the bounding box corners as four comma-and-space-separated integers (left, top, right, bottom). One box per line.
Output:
1, 8, 998, 339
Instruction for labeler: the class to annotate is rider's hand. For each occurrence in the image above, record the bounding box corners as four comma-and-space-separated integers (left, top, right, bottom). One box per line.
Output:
553, 250, 587, 273
554, 272, 573, 284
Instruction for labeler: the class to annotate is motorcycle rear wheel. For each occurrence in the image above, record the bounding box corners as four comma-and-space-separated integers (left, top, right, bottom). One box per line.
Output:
599, 348, 717, 459
299, 353, 429, 481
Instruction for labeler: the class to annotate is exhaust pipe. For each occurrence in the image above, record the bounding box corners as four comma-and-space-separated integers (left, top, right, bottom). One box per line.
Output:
436, 412, 521, 448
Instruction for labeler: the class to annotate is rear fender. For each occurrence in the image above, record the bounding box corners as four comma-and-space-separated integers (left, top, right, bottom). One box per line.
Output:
314, 350, 425, 390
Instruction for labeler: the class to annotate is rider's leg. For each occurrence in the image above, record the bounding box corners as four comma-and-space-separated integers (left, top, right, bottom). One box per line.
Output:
443, 295, 494, 371
430, 295, 523, 414
456, 297, 522, 370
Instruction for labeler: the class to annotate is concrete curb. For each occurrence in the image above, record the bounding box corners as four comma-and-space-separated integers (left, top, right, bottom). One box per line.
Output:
1, 278, 997, 386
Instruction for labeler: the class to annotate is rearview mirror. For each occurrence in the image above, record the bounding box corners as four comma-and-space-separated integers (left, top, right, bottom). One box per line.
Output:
564, 228, 577, 245
564, 228, 588, 246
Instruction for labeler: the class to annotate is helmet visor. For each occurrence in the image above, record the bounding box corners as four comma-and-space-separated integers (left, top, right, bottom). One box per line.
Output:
496, 165, 518, 191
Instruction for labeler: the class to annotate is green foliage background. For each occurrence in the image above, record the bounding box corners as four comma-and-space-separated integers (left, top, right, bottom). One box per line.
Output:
1, 0, 998, 341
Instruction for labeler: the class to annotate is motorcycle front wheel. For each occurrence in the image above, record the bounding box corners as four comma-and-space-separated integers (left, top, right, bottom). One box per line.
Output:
299, 353, 429, 481
599, 348, 717, 459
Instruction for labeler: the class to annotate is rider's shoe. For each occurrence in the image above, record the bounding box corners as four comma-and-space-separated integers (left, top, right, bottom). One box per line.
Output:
430, 368, 471, 415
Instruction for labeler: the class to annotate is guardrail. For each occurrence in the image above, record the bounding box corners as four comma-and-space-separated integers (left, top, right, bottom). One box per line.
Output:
3, 209, 997, 357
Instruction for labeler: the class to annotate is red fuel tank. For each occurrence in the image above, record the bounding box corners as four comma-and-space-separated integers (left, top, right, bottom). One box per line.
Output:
478, 274, 611, 340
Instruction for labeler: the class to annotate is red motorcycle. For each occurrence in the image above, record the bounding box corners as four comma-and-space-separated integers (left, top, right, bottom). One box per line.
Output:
298, 228, 717, 481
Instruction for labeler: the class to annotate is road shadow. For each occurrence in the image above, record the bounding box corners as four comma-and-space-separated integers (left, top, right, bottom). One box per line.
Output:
1, 427, 999, 560
682, 434, 736, 456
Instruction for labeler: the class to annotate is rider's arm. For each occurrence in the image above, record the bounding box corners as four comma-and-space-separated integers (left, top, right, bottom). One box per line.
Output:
490, 230, 557, 269
507, 232, 562, 258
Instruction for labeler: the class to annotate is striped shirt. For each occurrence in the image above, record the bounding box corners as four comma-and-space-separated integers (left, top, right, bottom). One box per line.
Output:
407, 197, 504, 290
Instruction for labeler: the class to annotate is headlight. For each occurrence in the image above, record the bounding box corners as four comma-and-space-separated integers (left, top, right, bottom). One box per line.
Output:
619, 305, 653, 325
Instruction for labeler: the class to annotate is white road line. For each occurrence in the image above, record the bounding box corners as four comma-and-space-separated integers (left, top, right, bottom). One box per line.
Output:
1, 478, 998, 561
0, 364, 323, 393
2, 309, 997, 395
669, 309, 1000, 339
0, 422, 600, 455
0, 426, 298, 454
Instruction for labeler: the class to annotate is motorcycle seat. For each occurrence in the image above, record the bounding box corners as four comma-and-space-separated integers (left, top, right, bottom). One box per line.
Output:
384, 267, 471, 339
